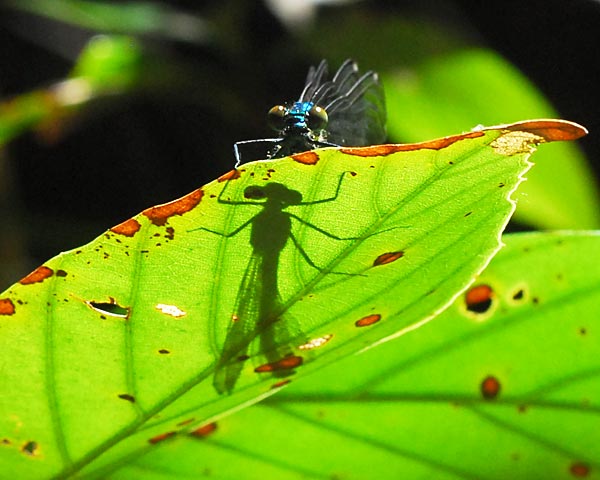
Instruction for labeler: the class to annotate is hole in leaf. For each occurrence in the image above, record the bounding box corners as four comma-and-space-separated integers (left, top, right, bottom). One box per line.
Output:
512, 289, 524, 300
118, 394, 135, 403
21, 441, 38, 456
87, 298, 130, 318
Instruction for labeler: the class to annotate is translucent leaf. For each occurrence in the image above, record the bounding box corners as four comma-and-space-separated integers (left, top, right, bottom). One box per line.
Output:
385, 49, 600, 229
0, 120, 585, 478
107, 231, 600, 480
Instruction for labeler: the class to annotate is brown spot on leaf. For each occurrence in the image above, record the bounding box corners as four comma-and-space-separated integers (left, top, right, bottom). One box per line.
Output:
55, 269, 67, 277
143, 189, 203, 226
465, 285, 493, 313
0, 298, 16, 315
218, 169, 241, 182
190, 422, 217, 438
579, 327, 587, 336
355, 313, 381, 327
21, 441, 38, 456
158, 349, 170, 354
373, 251, 404, 266
255, 355, 303, 373
165, 227, 175, 240
177, 418, 195, 426
291, 151, 319, 164
570, 462, 590, 477
118, 393, 135, 403
504, 119, 587, 142
481, 375, 501, 399
148, 431, 176, 444
110, 218, 141, 237
340, 132, 485, 157
19, 265, 53, 285
271, 379, 291, 389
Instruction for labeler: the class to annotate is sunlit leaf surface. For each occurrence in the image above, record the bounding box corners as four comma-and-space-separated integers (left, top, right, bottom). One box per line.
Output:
0, 121, 585, 478
108, 231, 600, 480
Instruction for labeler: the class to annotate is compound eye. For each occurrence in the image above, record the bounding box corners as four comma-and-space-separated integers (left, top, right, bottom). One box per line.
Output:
267, 105, 286, 131
307, 105, 328, 130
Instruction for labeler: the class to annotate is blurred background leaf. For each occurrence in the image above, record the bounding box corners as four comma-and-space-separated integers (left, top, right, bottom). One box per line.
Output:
0, 0, 598, 287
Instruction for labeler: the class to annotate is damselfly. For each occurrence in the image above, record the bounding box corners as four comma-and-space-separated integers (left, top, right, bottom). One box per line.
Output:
234, 59, 386, 166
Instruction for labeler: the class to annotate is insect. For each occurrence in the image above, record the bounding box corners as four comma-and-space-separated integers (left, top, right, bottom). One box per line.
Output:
233, 59, 386, 166
202, 172, 355, 394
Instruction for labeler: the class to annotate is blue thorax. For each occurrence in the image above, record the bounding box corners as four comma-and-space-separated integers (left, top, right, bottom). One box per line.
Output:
284, 102, 314, 132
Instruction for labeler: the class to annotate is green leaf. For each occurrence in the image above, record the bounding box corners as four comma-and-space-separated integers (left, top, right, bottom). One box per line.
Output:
107, 231, 600, 480
385, 49, 600, 230
0, 120, 585, 478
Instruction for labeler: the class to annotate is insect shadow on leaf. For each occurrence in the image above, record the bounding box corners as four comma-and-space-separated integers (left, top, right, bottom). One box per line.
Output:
197, 171, 367, 394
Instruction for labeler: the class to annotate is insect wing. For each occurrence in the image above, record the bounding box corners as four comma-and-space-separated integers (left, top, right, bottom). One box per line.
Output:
301, 59, 387, 147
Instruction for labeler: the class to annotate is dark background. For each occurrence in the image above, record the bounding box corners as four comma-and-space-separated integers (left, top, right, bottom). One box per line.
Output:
1, 0, 599, 289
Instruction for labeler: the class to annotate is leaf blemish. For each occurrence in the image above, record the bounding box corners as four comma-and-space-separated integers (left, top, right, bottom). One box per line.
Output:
21, 441, 38, 456
480, 375, 501, 400
271, 379, 291, 389
465, 284, 493, 313
177, 418, 195, 427
255, 355, 303, 373
291, 151, 319, 164
19, 265, 54, 285
158, 349, 170, 354
570, 462, 590, 477
86, 298, 130, 319
298, 334, 333, 350
155, 303, 186, 318
355, 314, 381, 327
0, 298, 16, 315
110, 218, 141, 237
118, 393, 135, 403
148, 431, 176, 444
512, 289, 525, 300
373, 251, 404, 266
190, 422, 217, 438
218, 169, 241, 182
143, 189, 204, 226
490, 130, 543, 155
